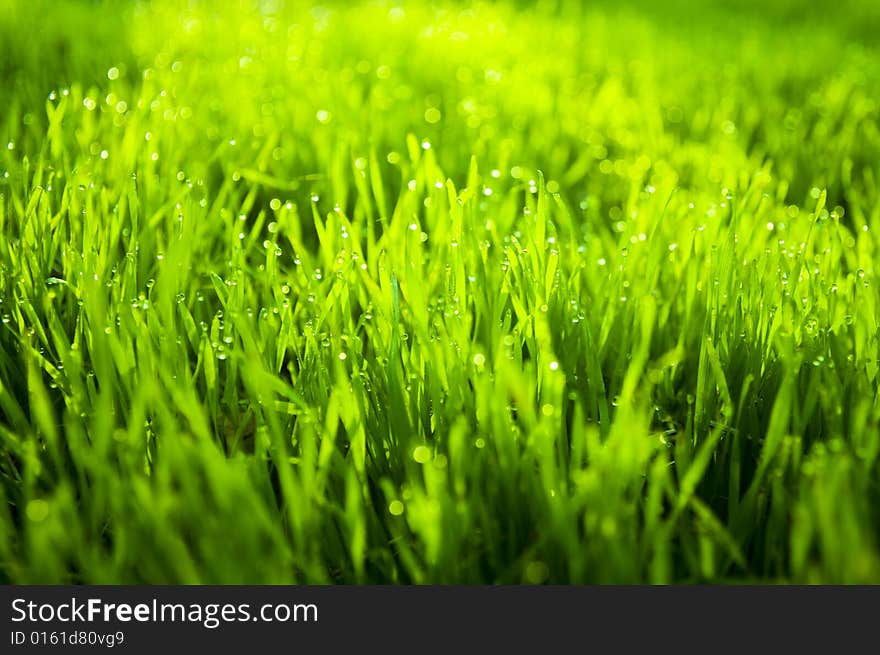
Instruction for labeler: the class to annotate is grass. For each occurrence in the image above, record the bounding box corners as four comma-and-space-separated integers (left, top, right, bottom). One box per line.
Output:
1, 0, 879, 584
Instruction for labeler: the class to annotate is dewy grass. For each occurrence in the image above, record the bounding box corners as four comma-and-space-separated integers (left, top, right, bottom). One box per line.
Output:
1, 0, 879, 584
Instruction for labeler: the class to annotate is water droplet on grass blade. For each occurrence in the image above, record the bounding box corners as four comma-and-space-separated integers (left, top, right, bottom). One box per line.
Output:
26, 499, 49, 522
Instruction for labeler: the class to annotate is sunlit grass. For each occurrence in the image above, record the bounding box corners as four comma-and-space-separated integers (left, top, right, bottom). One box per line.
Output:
1, 0, 879, 583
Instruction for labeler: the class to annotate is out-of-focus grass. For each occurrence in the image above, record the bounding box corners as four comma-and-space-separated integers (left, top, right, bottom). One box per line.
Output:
0, 0, 879, 583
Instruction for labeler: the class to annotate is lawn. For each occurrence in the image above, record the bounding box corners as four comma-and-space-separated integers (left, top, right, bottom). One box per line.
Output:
1, 0, 879, 583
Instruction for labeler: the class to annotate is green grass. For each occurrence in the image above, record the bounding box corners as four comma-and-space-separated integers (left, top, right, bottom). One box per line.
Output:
1, 0, 879, 584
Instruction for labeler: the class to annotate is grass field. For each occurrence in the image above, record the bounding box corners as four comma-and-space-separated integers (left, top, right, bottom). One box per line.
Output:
1, 0, 880, 584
